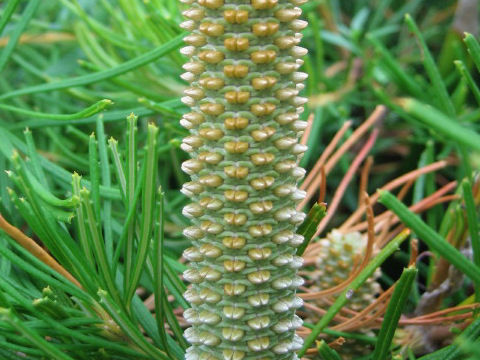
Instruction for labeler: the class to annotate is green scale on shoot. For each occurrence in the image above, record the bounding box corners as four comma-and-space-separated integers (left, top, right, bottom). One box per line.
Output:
178, 0, 309, 359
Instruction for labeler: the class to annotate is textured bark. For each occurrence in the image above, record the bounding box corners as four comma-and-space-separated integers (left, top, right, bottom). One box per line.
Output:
179, 1, 309, 359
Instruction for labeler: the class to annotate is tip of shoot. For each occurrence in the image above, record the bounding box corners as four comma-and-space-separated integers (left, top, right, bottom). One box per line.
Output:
393, 97, 411, 109
377, 189, 387, 198
127, 112, 138, 121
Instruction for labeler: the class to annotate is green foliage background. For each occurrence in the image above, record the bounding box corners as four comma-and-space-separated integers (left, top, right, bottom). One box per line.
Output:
0, 0, 480, 359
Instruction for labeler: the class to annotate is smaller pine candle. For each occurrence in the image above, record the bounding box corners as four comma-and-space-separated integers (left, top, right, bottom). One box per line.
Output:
311, 230, 382, 359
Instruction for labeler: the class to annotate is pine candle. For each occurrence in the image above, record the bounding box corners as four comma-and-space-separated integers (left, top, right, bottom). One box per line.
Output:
179, 1, 309, 359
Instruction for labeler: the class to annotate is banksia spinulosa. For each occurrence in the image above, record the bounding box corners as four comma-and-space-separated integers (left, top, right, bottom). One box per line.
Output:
311, 230, 381, 359
179, 0, 309, 359
313, 230, 381, 312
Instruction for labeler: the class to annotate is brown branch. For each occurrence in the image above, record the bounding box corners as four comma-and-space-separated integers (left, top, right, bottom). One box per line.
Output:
314, 130, 378, 236
0, 214, 82, 289
358, 156, 373, 207
300, 121, 352, 192
0, 32, 75, 47
339, 161, 449, 231
300, 113, 315, 146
